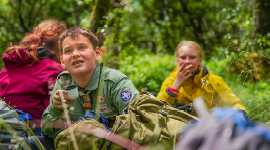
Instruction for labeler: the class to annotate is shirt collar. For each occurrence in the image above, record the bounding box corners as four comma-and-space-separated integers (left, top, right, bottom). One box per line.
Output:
183, 66, 209, 87
193, 66, 204, 85
70, 63, 101, 93
84, 63, 101, 91
37, 46, 61, 63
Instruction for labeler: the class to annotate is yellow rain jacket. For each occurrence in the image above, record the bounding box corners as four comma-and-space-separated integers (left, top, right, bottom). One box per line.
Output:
157, 66, 247, 112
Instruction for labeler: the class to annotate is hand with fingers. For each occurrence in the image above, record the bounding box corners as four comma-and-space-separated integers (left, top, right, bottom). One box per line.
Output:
171, 64, 193, 90
53, 90, 74, 109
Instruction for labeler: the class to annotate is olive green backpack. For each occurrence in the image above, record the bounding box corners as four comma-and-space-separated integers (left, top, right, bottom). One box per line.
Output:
54, 92, 197, 150
107, 91, 197, 150
54, 118, 108, 150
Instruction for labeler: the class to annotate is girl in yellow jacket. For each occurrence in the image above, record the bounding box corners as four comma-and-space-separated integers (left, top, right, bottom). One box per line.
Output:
157, 41, 247, 113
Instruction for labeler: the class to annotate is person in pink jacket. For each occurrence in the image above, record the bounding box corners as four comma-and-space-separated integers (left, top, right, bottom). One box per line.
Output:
0, 19, 66, 129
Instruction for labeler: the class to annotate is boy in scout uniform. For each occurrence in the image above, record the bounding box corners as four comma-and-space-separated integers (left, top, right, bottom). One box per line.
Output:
41, 27, 139, 139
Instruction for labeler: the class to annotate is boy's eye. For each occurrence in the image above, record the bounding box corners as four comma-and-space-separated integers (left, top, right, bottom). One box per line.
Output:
64, 49, 72, 54
79, 46, 85, 50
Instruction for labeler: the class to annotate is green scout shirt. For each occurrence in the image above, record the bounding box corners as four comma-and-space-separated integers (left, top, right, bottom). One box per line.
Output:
41, 63, 139, 138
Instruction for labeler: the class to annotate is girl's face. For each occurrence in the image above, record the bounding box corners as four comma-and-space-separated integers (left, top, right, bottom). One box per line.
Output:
60, 34, 102, 77
176, 45, 202, 75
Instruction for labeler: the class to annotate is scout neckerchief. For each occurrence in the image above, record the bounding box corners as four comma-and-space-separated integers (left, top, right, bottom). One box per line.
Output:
78, 90, 92, 110
78, 65, 104, 114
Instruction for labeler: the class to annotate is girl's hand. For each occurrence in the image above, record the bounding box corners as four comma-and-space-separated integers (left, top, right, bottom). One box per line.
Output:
171, 64, 193, 90
53, 90, 74, 109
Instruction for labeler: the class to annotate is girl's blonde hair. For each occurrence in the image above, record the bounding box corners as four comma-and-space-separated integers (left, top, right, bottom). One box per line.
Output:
174, 41, 203, 59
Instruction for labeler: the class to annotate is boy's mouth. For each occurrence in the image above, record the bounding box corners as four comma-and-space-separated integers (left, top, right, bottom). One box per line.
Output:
72, 60, 84, 65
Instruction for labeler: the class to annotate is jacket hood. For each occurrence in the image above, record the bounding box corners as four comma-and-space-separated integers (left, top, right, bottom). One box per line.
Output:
3, 49, 33, 69
2, 47, 60, 69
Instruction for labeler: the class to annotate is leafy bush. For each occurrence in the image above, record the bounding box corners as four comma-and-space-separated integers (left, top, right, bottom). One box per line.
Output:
118, 53, 175, 93
203, 57, 232, 77
226, 49, 270, 83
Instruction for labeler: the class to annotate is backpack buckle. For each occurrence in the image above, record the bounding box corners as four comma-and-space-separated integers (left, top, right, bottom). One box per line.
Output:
159, 110, 167, 116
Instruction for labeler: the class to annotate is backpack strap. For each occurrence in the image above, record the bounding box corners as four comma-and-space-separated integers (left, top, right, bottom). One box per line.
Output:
94, 66, 106, 119
149, 114, 167, 145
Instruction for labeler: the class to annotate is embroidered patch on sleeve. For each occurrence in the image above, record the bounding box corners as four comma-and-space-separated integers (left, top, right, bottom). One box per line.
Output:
99, 96, 104, 102
121, 90, 132, 101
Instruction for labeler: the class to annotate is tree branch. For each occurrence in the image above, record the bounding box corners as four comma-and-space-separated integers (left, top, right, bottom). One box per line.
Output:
73, 1, 81, 27
28, 0, 35, 27
17, 0, 29, 32
29, 0, 44, 27
89, 0, 99, 32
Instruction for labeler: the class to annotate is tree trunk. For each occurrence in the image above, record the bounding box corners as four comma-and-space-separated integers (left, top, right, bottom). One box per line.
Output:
256, 0, 270, 35
89, 0, 112, 33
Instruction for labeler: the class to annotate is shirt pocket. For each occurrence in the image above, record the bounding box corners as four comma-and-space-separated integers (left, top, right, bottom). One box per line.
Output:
69, 112, 85, 122
68, 98, 85, 121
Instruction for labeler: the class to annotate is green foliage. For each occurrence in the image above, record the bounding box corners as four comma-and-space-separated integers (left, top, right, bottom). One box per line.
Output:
118, 52, 175, 92
203, 57, 233, 77
100, 0, 256, 60
225, 33, 270, 82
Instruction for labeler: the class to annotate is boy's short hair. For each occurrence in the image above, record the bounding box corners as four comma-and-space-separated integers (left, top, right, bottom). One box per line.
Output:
59, 27, 99, 55
174, 41, 203, 59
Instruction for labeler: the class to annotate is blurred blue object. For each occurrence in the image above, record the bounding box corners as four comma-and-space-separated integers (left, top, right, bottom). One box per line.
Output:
176, 107, 270, 150
78, 110, 111, 130
211, 107, 270, 142
17, 110, 41, 136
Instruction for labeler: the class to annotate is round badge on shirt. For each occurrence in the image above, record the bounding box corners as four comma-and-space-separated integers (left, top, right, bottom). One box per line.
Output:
121, 90, 132, 101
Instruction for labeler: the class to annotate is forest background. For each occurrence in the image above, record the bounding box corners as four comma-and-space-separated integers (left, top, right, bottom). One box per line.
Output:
0, 0, 270, 123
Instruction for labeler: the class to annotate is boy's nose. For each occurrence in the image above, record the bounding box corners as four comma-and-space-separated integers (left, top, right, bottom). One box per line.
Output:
72, 50, 80, 58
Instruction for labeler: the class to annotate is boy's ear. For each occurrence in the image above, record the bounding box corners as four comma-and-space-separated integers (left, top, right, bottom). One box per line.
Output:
95, 47, 102, 61
60, 56, 66, 69
60, 55, 63, 64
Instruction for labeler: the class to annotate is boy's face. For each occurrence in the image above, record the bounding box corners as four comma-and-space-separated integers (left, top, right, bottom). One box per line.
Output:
60, 34, 102, 77
176, 45, 202, 75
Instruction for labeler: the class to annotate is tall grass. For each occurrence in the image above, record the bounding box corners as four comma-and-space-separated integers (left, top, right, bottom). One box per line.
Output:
205, 57, 270, 123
